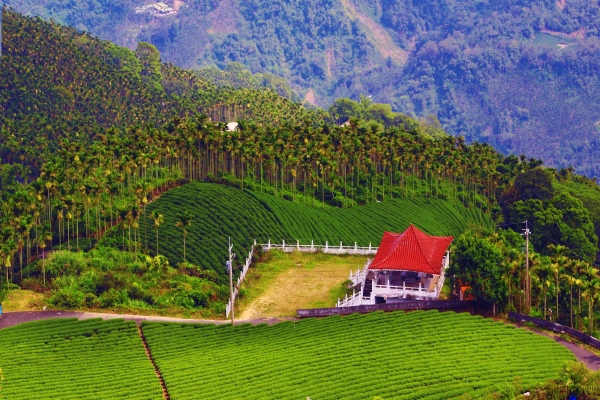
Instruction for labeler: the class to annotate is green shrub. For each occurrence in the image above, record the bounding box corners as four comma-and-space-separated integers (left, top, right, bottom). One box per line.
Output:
49, 288, 85, 309
99, 288, 129, 308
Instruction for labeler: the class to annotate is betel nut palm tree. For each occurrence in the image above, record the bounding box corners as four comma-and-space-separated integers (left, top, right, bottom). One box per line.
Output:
149, 210, 164, 255
175, 211, 193, 263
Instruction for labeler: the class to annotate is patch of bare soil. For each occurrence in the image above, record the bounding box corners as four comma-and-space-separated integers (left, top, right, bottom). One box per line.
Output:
173, 0, 184, 12
339, 0, 407, 65
206, 0, 239, 35
325, 47, 335, 78
304, 89, 317, 106
542, 27, 586, 41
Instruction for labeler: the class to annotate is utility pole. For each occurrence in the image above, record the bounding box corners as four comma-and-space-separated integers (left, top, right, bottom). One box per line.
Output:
228, 237, 235, 324
523, 220, 531, 314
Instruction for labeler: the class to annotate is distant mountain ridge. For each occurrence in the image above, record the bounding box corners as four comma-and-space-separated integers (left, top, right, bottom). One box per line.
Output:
3, 0, 600, 177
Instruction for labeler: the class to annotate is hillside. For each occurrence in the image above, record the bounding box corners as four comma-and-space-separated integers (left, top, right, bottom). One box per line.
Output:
5, 0, 600, 176
0, 9, 319, 172
125, 182, 492, 279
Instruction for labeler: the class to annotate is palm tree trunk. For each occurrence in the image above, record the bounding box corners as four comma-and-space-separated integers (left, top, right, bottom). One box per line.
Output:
544, 290, 547, 320
155, 227, 159, 255
570, 283, 573, 328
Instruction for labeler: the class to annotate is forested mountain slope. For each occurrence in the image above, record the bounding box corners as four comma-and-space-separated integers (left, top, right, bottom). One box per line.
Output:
5, 0, 600, 177
0, 9, 319, 173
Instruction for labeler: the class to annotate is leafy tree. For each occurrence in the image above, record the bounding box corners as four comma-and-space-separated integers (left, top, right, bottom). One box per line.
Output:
514, 168, 555, 202
449, 231, 506, 311
507, 191, 597, 261
329, 98, 359, 124
135, 41, 163, 85
107, 44, 142, 75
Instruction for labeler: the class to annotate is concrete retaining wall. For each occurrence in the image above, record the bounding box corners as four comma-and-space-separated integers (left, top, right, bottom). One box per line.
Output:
508, 312, 600, 350
297, 300, 474, 318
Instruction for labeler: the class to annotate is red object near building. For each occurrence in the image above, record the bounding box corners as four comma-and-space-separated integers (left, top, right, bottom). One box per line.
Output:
369, 225, 453, 275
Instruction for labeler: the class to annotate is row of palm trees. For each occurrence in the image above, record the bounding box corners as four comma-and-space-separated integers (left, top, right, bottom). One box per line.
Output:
502, 239, 599, 333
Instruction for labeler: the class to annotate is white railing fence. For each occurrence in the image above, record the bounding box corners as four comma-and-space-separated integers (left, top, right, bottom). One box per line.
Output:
434, 254, 450, 298
225, 245, 255, 318
336, 290, 363, 307
349, 259, 371, 287
261, 239, 378, 255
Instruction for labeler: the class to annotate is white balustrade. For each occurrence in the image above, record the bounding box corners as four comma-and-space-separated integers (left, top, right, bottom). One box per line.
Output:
226, 245, 255, 318
260, 240, 378, 255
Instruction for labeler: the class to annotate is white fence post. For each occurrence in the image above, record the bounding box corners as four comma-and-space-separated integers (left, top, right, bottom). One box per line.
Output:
297, 240, 300, 251
311, 240, 314, 251
268, 239, 271, 250
282, 239, 285, 251
340, 241, 343, 250
325, 241, 328, 252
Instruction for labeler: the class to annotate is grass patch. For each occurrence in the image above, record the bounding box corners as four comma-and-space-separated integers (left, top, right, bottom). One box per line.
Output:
237, 250, 368, 319
438, 279, 452, 300
2, 290, 46, 312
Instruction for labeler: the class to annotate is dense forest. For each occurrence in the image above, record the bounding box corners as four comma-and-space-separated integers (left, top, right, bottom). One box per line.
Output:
4, 0, 600, 177
0, 10, 599, 321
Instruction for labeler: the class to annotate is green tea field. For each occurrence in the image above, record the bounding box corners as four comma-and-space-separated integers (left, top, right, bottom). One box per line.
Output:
136, 182, 492, 279
0, 311, 577, 399
143, 311, 574, 399
0, 318, 163, 399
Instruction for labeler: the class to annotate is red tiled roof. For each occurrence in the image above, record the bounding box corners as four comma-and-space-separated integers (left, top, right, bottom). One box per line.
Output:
369, 225, 453, 275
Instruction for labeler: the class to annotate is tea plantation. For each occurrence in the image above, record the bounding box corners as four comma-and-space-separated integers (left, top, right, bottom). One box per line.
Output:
138, 182, 492, 279
0, 311, 575, 399
143, 310, 574, 400
0, 318, 163, 399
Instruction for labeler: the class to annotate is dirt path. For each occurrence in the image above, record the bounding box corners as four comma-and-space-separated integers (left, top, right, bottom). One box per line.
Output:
138, 325, 170, 400
0, 311, 289, 330
3, 311, 600, 371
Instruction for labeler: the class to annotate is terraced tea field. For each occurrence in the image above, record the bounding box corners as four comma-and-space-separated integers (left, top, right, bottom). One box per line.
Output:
0, 318, 162, 399
143, 310, 574, 399
140, 182, 492, 279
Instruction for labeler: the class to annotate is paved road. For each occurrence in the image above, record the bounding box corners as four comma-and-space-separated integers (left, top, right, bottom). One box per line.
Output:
0, 311, 290, 330
539, 331, 600, 371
